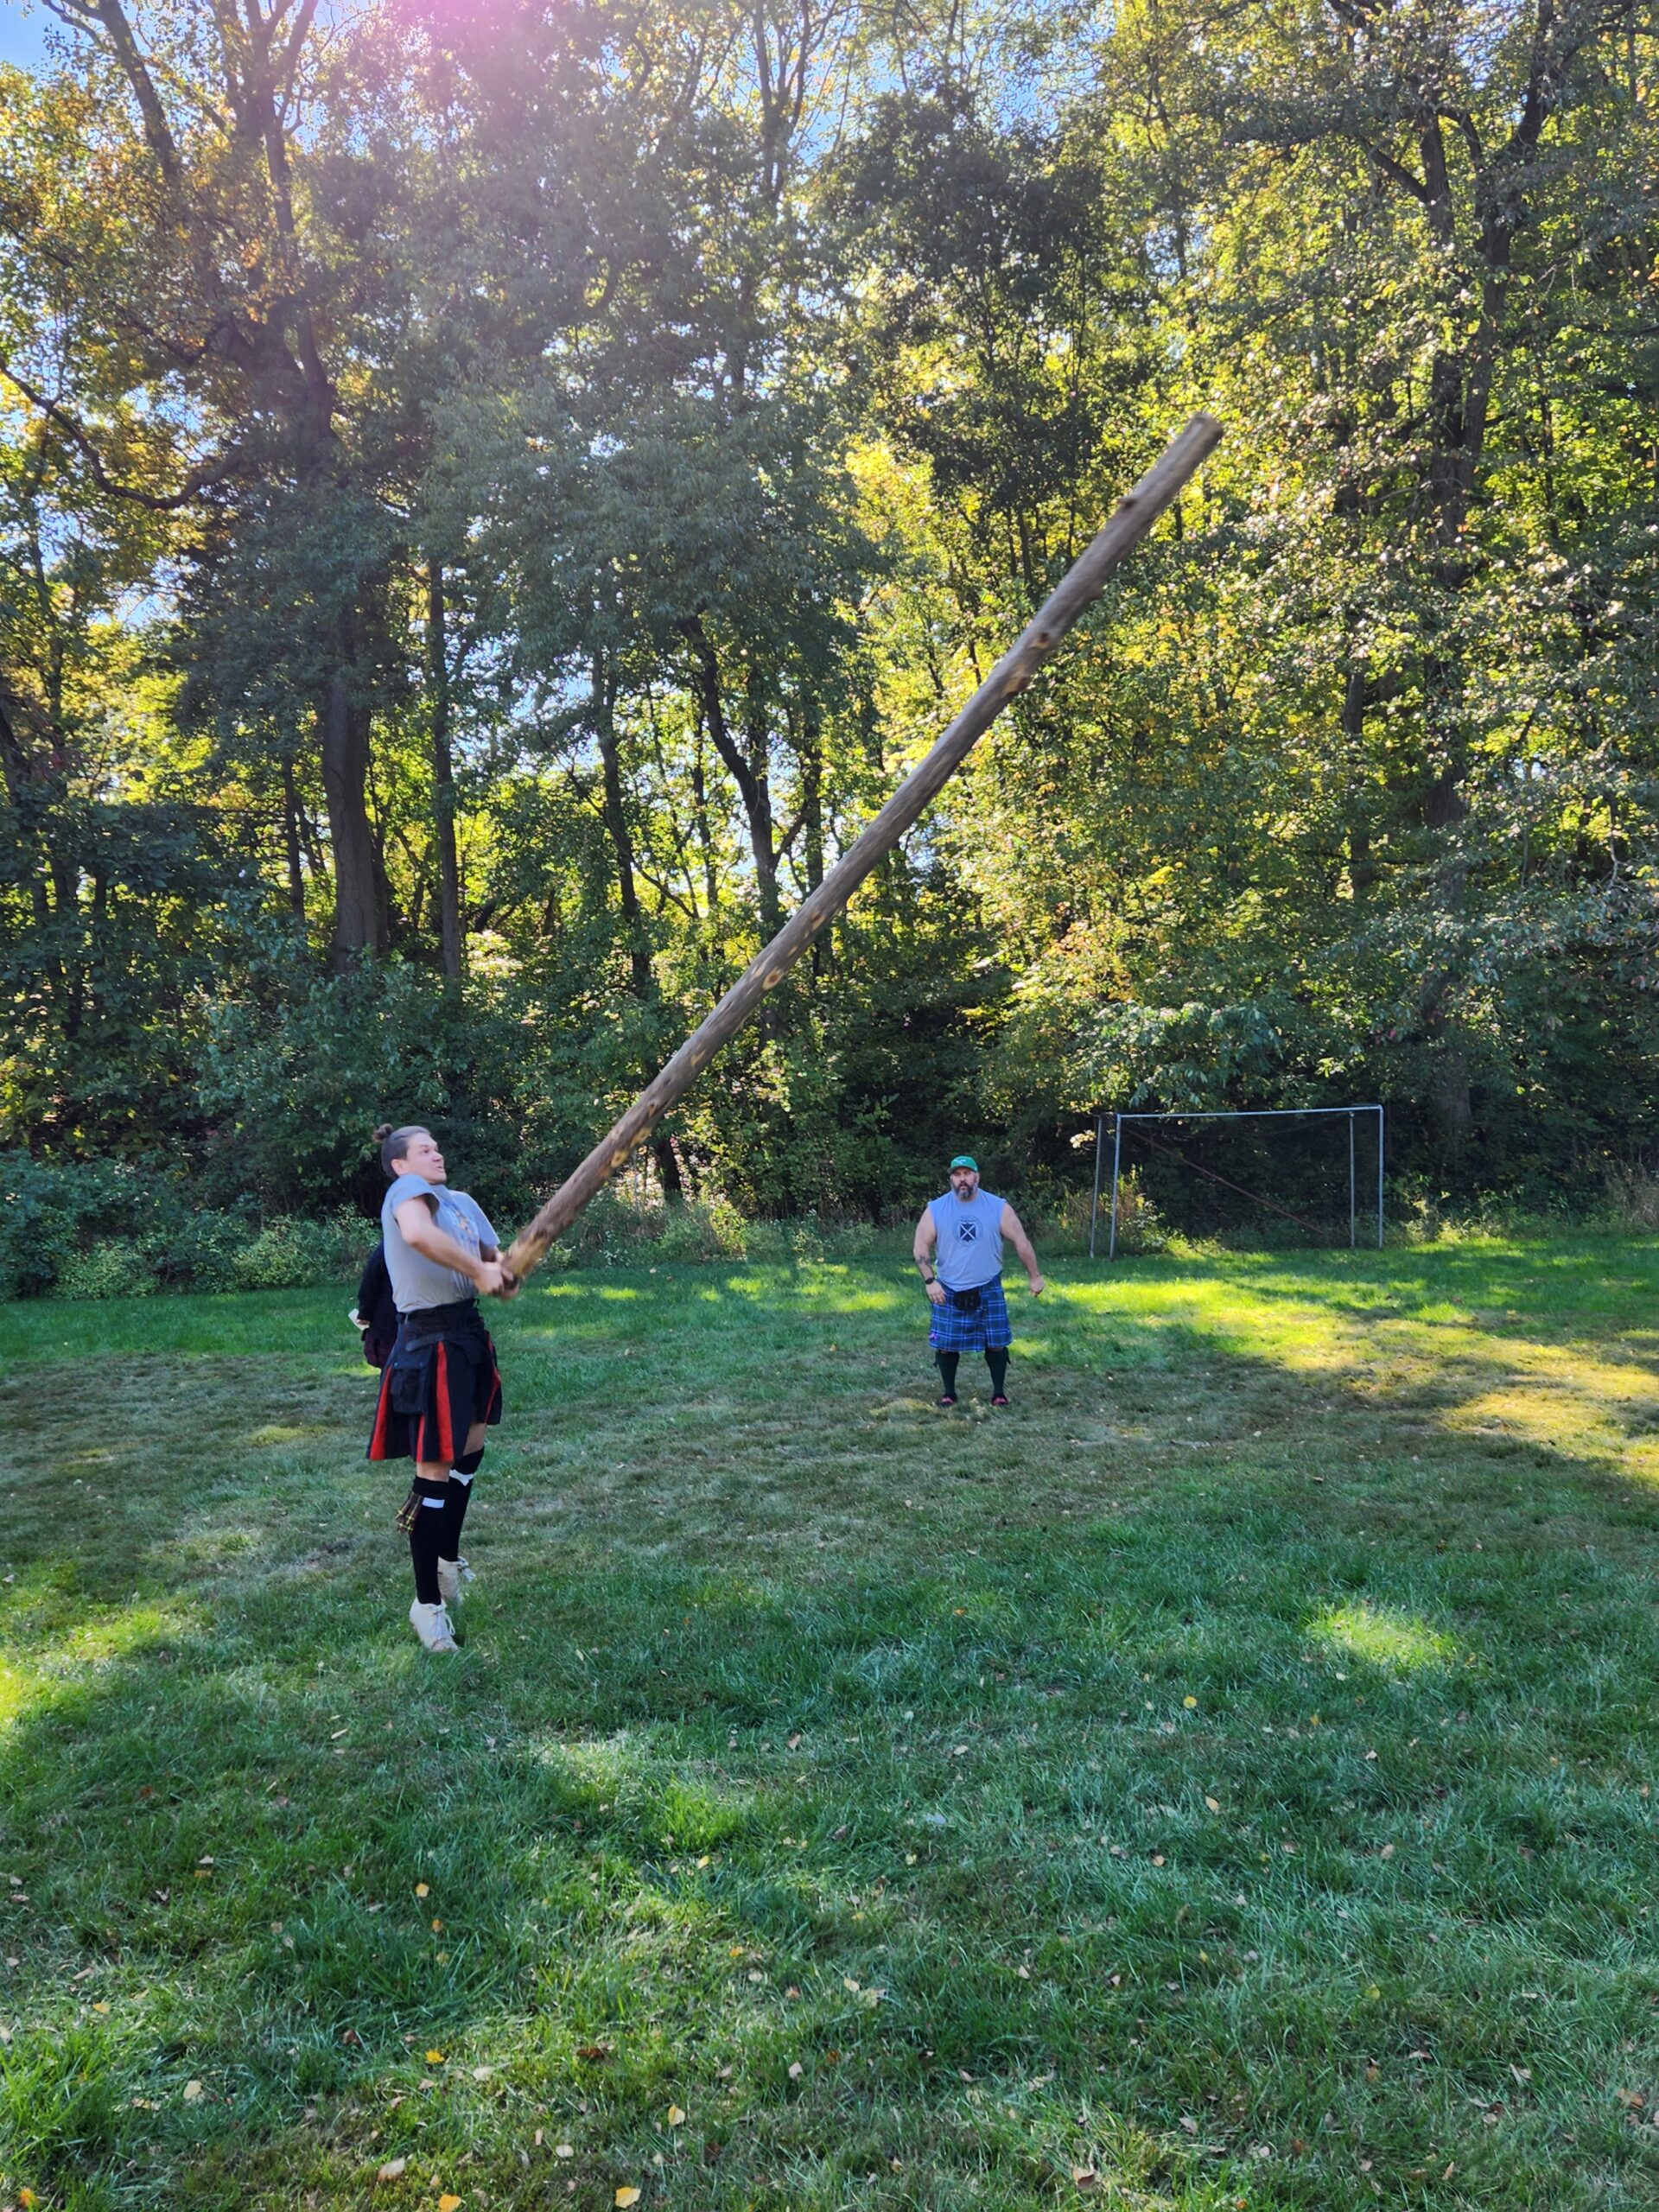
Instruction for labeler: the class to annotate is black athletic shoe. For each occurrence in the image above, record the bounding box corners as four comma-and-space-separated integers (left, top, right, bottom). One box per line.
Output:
937, 1393, 957, 1408
990, 1393, 1010, 1407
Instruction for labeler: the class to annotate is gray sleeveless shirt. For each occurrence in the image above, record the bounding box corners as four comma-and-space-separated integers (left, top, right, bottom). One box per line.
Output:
928, 1187, 1005, 1290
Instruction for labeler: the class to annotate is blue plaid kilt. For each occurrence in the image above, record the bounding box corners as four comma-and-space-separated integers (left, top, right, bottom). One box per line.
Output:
929, 1277, 1011, 1353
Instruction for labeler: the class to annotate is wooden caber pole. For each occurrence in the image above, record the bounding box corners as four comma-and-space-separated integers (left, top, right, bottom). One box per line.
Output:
503, 411, 1224, 1287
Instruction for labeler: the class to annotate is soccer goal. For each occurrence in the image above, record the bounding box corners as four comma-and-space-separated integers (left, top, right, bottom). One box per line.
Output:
1088, 1105, 1385, 1258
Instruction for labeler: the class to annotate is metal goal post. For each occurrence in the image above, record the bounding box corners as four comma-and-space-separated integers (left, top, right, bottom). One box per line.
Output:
1088, 1104, 1385, 1259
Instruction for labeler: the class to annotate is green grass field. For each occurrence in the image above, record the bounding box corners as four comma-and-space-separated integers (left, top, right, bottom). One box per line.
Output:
0, 1242, 1656, 2210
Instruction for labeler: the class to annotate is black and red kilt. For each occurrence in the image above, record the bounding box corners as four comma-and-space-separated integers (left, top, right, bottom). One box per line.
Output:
366, 1300, 502, 1465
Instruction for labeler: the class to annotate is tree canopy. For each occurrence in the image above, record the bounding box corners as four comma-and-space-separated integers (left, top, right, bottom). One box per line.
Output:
1, 0, 1654, 1225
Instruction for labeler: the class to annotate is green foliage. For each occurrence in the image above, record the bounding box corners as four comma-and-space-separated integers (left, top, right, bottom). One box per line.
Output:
144, 1208, 253, 1294
0, 1154, 153, 1300
0, 0, 1656, 1243
229, 1211, 362, 1292
195, 946, 473, 1211
51, 1235, 158, 1300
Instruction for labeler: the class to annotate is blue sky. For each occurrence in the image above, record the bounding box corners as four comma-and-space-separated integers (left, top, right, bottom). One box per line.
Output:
0, 4, 50, 71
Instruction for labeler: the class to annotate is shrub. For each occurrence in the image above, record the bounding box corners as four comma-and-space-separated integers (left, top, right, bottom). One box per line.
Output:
654, 1205, 726, 1263
0, 1155, 140, 1297
232, 1213, 363, 1292
53, 1239, 159, 1300
1599, 1170, 1659, 1233
147, 1210, 254, 1294
1103, 1169, 1169, 1255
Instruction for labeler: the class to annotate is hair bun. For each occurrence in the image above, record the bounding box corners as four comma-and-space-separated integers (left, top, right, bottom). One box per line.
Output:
372, 1122, 393, 1145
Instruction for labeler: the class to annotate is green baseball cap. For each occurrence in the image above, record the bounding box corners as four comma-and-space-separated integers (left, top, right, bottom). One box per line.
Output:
949, 1154, 979, 1172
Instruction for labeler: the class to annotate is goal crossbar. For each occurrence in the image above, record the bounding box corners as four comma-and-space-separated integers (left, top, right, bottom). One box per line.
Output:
1088, 1105, 1385, 1259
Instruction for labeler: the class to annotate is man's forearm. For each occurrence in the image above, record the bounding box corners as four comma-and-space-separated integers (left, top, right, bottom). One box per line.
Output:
405, 1223, 488, 1285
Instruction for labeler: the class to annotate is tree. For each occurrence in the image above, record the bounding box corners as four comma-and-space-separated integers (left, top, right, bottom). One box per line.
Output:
0, 0, 402, 963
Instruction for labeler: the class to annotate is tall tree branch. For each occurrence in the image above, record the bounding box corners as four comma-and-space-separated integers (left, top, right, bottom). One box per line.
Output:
0, 361, 243, 511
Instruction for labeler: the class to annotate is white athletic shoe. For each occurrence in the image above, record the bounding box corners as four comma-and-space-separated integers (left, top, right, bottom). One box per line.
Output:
437, 1555, 474, 1606
409, 1599, 459, 1653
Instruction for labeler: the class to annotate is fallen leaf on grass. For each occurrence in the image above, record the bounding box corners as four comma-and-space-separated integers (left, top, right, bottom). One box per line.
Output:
1072, 2167, 1098, 2190
415, 1884, 429, 1898
667, 2105, 685, 2126
1204, 1796, 1220, 1814
439, 2196, 463, 2211
576, 2044, 613, 2063
556, 2143, 575, 2158
182, 2080, 204, 2102
788, 2061, 804, 2080
375, 2158, 406, 2182
1616, 2089, 1646, 2109
616, 2190, 642, 2207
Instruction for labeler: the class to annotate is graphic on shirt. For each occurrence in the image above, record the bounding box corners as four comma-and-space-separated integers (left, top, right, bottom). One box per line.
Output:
959, 1221, 979, 1243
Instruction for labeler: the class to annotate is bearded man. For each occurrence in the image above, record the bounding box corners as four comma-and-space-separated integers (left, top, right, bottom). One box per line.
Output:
913, 1154, 1045, 1408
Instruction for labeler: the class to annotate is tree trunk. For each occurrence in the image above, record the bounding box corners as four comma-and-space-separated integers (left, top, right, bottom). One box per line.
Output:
798, 702, 830, 976
741, 666, 783, 937
690, 727, 719, 919
281, 753, 306, 925
1342, 668, 1375, 900
594, 647, 650, 999
594, 648, 683, 1199
427, 561, 464, 982
320, 663, 386, 969
680, 615, 780, 937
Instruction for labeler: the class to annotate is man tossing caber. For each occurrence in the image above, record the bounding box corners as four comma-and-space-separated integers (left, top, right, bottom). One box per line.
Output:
913, 1153, 1045, 1408
367, 1122, 509, 1653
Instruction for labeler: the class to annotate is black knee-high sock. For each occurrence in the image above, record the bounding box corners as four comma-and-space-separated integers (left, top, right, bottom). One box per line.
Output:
439, 1473, 472, 1560
986, 1346, 1009, 1395
936, 1351, 960, 1398
409, 1477, 448, 1605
